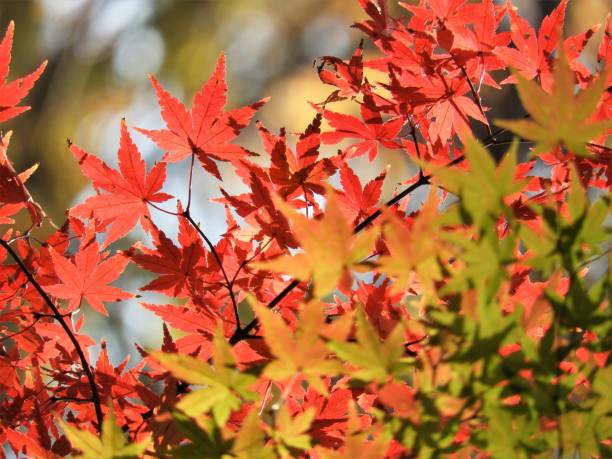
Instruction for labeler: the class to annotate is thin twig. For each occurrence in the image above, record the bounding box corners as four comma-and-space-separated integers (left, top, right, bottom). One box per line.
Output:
182, 210, 242, 331
460, 65, 493, 137
408, 118, 424, 179
229, 238, 273, 287
586, 142, 612, 153
230, 279, 301, 344
0, 316, 41, 343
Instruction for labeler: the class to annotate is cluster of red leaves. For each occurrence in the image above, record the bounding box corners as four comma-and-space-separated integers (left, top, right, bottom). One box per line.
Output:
0, 1, 610, 457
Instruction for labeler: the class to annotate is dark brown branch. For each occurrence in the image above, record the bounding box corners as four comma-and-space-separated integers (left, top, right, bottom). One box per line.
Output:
182, 210, 242, 331
50, 396, 93, 404
586, 142, 612, 153
353, 171, 432, 234
460, 65, 493, 137
230, 279, 301, 344
0, 238, 103, 433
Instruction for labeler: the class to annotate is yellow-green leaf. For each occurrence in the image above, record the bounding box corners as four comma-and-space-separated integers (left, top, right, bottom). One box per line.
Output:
250, 296, 342, 394
229, 409, 273, 459
254, 187, 378, 298
495, 48, 612, 156
62, 408, 149, 459
327, 307, 410, 382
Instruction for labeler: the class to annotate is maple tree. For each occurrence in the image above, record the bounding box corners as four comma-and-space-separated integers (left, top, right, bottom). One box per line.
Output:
0, 1, 611, 458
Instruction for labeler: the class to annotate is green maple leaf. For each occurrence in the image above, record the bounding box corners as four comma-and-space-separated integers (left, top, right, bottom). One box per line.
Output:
327, 307, 411, 382
251, 297, 343, 394
495, 48, 611, 156
62, 407, 149, 459
230, 410, 274, 459
272, 406, 316, 458
152, 325, 257, 426
253, 186, 378, 298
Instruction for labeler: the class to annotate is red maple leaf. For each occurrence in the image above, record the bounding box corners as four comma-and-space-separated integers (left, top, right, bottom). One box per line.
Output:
322, 94, 403, 160
494, 0, 568, 90
136, 53, 268, 179
0, 132, 45, 226
337, 163, 387, 226
70, 119, 172, 247
304, 386, 352, 448
257, 114, 338, 204
0, 21, 46, 123
316, 40, 365, 103
127, 212, 221, 298
142, 302, 218, 360
45, 239, 132, 316
218, 170, 298, 249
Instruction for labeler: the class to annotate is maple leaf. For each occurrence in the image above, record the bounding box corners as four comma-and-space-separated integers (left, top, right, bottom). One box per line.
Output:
597, 14, 611, 66
303, 386, 352, 448
152, 325, 257, 426
127, 212, 215, 298
378, 190, 449, 298
218, 170, 299, 249
136, 53, 268, 179
313, 401, 389, 459
401, 0, 474, 49
271, 405, 316, 457
62, 407, 150, 459
495, 49, 612, 156
354, 0, 396, 45
257, 114, 338, 203
494, 0, 568, 90
322, 94, 403, 161
425, 75, 489, 143
0, 21, 47, 123
327, 307, 411, 382
254, 187, 378, 298
251, 298, 343, 394
337, 163, 387, 226
432, 137, 525, 224
445, 0, 510, 65
142, 302, 219, 360
45, 239, 132, 316
386, 67, 488, 144
316, 40, 364, 103
70, 119, 172, 247
231, 409, 275, 459
0, 131, 45, 226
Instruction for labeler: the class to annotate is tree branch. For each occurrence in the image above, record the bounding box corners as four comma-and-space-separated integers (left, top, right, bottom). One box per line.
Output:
460, 65, 492, 137
0, 238, 103, 433
182, 210, 242, 331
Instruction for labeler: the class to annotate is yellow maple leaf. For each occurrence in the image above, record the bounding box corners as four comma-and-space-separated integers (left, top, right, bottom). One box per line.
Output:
250, 297, 343, 394
254, 187, 378, 298
495, 47, 611, 156
378, 189, 448, 298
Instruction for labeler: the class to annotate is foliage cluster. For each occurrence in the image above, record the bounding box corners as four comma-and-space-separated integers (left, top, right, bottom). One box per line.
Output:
0, 0, 611, 457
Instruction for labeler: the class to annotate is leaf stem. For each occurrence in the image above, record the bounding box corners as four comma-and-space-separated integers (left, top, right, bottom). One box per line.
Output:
186, 151, 196, 212
147, 201, 179, 217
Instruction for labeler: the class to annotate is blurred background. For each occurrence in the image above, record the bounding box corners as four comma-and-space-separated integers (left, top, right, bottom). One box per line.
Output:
0, 0, 609, 363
